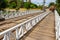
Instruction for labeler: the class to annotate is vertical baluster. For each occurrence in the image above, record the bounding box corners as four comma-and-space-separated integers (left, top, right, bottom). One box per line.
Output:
28, 22, 31, 30
21, 26, 24, 36
19, 26, 21, 35
18, 11, 20, 16
37, 17, 38, 22
30, 20, 33, 29
26, 11, 27, 14
13, 12, 15, 18
39, 15, 41, 20
21, 12, 22, 16
3, 33, 10, 40
26, 22, 28, 30
35, 18, 37, 24
3, 34, 7, 40
30, 20, 33, 28
31, 20, 33, 25
12, 12, 14, 18
17, 12, 18, 17
19, 26, 23, 38
33, 19, 35, 25
15, 11, 16, 17
24, 11, 26, 15
37, 17, 39, 22
38, 16, 40, 22
27, 11, 28, 14
22, 12, 24, 16
16, 28, 19, 40
9, 12, 11, 19
20, 12, 22, 16
18, 12, 20, 16
7, 11, 9, 19
7, 32, 10, 40
19, 25, 24, 39
26, 22, 30, 30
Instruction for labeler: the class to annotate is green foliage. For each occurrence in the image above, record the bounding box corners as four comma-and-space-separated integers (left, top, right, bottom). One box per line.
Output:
16, 0, 21, 10
56, 0, 60, 15
0, 0, 7, 10
56, 0, 60, 3
9, 2, 17, 9
0, 0, 40, 10
20, 0, 24, 8
30, 3, 38, 8
23, 2, 30, 9
23, 2, 38, 9
48, 2, 55, 7
38, 5, 43, 9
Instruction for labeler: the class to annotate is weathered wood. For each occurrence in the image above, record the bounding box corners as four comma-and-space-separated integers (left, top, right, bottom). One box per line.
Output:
0, 13, 41, 32
21, 12, 56, 40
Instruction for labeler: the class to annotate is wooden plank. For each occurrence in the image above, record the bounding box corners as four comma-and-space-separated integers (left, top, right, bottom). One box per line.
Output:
21, 12, 56, 40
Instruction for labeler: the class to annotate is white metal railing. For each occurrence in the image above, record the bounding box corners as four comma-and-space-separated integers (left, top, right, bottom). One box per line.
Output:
0, 11, 50, 40
59, 17, 60, 40
55, 10, 60, 40
0, 10, 42, 19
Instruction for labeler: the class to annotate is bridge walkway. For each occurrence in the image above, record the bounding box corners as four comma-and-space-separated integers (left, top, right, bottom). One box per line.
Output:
21, 12, 56, 40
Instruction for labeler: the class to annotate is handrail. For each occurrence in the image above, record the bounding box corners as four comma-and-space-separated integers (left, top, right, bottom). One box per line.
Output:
55, 10, 60, 40
0, 10, 42, 19
0, 11, 50, 40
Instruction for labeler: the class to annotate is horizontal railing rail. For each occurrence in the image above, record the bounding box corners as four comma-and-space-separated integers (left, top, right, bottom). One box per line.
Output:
0, 11, 50, 40
0, 10, 42, 19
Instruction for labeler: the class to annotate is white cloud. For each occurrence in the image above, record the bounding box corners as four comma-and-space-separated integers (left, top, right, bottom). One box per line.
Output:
31, 0, 56, 6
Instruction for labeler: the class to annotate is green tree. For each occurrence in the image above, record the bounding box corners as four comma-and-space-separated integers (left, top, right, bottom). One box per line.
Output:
16, 0, 22, 10
48, 2, 55, 7
23, 2, 30, 9
56, 0, 60, 15
23, 2, 38, 9
30, 3, 38, 8
9, 2, 17, 9
20, 0, 24, 8
38, 5, 43, 10
0, 0, 7, 10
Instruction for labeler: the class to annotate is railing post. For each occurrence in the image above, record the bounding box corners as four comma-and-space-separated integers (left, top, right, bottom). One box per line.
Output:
7, 32, 10, 40
3, 34, 7, 40
16, 28, 19, 40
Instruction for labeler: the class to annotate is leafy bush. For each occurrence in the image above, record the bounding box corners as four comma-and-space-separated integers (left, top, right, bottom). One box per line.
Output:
56, 0, 60, 15
9, 2, 17, 9
16, 0, 22, 10
48, 2, 55, 7
0, 0, 7, 10
56, 7, 60, 15
38, 5, 43, 9
0, 0, 39, 10
23, 2, 30, 9
23, 2, 38, 9
30, 3, 38, 8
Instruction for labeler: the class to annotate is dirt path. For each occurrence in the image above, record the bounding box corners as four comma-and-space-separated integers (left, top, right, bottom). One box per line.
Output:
21, 12, 56, 40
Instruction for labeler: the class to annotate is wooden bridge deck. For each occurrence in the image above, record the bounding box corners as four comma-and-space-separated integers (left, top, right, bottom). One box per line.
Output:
21, 12, 56, 40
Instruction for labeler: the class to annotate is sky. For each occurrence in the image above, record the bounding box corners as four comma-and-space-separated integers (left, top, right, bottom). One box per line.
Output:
31, 0, 56, 6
